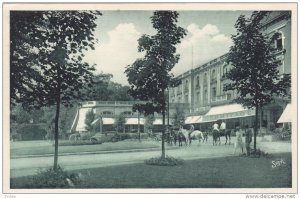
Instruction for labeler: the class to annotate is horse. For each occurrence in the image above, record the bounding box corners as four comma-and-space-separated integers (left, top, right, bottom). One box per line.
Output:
173, 129, 187, 147
219, 129, 232, 145
212, 129, 220, 146
178, 131, 187, 147
190, 130, 204, 145
165, 130, 176, 146
179, 128, 192, 145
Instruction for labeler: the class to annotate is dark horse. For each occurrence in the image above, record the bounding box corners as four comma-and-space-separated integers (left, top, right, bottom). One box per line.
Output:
166, 128, 187, 147
219, 129, 232, 145
171, 129, 187, 147
212, 129, 220, 146
212, 129, 231, 145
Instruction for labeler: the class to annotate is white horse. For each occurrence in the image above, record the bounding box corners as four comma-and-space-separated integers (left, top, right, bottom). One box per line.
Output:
190, 130, 204, 145
178, 128, 190, 146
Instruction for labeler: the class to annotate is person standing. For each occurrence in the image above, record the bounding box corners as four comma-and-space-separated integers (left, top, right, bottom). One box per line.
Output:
234, 126, 244, 155
245, 125, 253, 156
213, 122, 220, 145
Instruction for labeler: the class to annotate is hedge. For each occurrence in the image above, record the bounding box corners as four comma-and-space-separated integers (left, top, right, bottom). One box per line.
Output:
16, 124, 47, 141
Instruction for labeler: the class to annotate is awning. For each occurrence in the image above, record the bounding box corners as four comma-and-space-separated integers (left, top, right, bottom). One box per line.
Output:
91, 118, 101, 125
102, 118, 115, 125
125, 118, 145, 125
153, 119, 163, 125
203, 104, 255, 122
70, 110, 79, 133
277, 104, 291, 123
75, 108, 92, 132
185, 116, 193, 124
185, 116, 203, 124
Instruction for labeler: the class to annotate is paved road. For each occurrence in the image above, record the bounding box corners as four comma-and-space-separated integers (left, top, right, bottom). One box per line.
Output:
10, 138, 291, 178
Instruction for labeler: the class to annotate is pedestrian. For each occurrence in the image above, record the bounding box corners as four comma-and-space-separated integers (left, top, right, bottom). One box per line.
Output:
234, 126, 244, 155
245, 124, 253, 156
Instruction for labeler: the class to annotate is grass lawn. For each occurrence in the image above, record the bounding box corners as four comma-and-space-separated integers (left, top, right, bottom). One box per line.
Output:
10, 140, 161, 157
10, 152, 291, 188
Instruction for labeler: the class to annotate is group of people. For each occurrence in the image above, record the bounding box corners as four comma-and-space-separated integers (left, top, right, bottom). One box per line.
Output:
212, 121, 253, 156
233, 125, 253, 156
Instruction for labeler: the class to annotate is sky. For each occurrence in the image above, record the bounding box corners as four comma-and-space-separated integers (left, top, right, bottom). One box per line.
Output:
83, 10, 253, 85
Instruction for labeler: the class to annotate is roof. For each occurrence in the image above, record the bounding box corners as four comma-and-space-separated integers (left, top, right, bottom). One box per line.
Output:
75, 108, 92, 132
277, 104, 291, 123
185, 116, 203, 124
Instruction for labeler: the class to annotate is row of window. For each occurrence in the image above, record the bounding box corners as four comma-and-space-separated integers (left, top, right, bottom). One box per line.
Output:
175, 65, 230, 94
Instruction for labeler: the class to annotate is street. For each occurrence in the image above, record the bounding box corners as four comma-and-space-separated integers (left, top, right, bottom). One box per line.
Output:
10, 138, 291, 178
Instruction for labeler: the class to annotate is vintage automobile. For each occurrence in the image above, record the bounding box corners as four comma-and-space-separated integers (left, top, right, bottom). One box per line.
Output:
90, 132, 120, 144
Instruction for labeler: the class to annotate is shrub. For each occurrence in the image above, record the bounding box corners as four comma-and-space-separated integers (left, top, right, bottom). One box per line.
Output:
246, 148, 273, 159
16, 124, 47, 140
145, 156, 184, 166
29, 165, 80, 188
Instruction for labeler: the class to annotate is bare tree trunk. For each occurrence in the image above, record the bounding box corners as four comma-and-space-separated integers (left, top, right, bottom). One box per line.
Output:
53, 99, 60, 170
138, 111, 141, 142
254, 106, 259, 153
162, 108, 166, 159
161, 89, 166, 159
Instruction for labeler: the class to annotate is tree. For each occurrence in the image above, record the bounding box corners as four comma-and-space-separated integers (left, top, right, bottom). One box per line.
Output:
10, 104, 32, 124
172, 104, 186, 128
144, 114, 155, 133
10, 11, 101, 170
125, 11, 186, 158
88, 73, 133, 101
224, 11, 291, 152
114, 114, 126, 133
85, 109, 95, 132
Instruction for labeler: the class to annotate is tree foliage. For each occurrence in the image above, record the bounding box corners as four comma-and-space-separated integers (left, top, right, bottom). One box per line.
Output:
172, 104, 186, 128
10, 11, 101, 169
85, 109, 95, 132
224, 11, 291, 108
125, 11, 186, 115
88, 73, 133, 101
114, 114, 126, 133
144, 114, 155, 133
11, 11, 101, 108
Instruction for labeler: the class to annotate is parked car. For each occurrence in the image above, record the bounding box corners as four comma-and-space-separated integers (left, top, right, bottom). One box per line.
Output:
90, 132, 120, 144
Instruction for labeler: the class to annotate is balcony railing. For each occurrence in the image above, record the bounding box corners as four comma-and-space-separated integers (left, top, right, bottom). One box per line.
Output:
211, 94, 228, 102
194, 106, 211, 113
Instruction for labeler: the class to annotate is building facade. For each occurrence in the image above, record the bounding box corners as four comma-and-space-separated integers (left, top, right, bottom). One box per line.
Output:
169, 11, 291, 131
70, 101, 189, 133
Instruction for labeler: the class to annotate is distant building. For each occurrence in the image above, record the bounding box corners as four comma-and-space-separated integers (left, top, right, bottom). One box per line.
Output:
169, 11, 291, 131
70, 101, 189, 133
